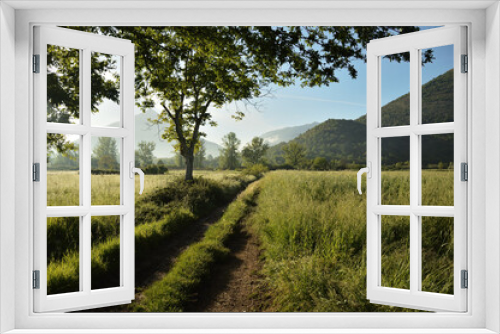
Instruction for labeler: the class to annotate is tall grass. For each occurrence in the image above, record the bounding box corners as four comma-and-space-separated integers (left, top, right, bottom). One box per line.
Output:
248, 170, 453, 312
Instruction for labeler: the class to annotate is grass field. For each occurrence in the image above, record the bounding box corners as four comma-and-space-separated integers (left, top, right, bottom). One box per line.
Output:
247, 170, 454, 312
47, 170, 242, 206
47, 168, 454, 312
46, 170, 255, 295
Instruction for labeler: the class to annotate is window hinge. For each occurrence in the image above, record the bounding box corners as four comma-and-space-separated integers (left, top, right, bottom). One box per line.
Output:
461, 162, 468, 182
461, 54, 468, 73
33, 163, 40, 182
461, 270, 468, 289
33, 270, 40, 289
33, 54, 40, 73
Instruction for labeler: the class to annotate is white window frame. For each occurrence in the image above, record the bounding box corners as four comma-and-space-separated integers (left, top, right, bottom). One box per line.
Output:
366, 26, 467, 312
33, 26, 136, 312
1, 1, 499, 333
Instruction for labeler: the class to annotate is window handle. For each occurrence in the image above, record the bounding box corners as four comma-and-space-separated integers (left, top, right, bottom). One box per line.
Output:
357, 162, 371, 195
129, 162, 145, 195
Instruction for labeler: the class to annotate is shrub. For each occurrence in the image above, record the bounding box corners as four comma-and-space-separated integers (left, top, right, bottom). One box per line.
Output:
242, 163, 269, 177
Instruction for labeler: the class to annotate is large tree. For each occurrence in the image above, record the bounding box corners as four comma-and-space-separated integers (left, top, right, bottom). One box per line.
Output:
58, 26, 430, 181
219, 132, 241, 170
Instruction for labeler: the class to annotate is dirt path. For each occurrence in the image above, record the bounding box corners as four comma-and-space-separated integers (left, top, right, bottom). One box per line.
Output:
186, 221, 269, 312
86, 205, 228, 313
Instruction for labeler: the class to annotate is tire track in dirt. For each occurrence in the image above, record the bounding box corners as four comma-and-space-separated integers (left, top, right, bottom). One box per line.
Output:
186, 220, 269, 312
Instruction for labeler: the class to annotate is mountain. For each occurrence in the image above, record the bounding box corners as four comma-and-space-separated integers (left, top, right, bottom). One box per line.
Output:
259, 122, 319, 145
269, 69, 454, 166
267, 119, 366, 164
106, 109, 222, 158
356, 69, 454, 126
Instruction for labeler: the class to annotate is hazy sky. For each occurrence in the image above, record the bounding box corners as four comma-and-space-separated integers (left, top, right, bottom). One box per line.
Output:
92, 26, 454, 146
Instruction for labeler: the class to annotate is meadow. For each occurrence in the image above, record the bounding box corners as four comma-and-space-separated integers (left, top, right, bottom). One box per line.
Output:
46, 169, 454, 312
247, 170, 454, 312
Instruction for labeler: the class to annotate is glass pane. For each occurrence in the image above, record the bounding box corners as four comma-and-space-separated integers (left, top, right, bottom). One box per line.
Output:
91, 216, 121, 290
421, 134, 454, 206
91, 53, 121, 127
91, 136, 121, 205
381, 52, 410, 127
47, 217, 80, 295
421, 45, 454, 124
381, 136, 410, 205
421, 216, 454, 294
47, 134, 80, 206
47, 45, 80, 124
381, 215, 410, 290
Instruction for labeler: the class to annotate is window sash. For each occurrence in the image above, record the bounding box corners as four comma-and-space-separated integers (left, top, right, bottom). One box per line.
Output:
366, 26, 468, 312
32, 26, 136, 313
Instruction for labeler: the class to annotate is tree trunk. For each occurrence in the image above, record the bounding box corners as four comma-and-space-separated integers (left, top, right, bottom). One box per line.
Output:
184, 154, 195, 182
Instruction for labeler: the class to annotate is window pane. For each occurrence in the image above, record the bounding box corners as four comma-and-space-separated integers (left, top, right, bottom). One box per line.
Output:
421, 216, 454, 294
47, 45, 80, 124
381, 215, 410, 290
47, 134, 80, 206
91, 136, 121, 205
421, 134, 454, 206
91, 216, 121, 290
91, 53, 121, 127
381, 52, 410, 127
421, 45, 454, 124
381, 136, 410, 205
47, 217, 80, 295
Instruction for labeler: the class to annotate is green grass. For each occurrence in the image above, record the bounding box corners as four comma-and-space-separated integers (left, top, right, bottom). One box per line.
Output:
132, 182, 261, 312
46, 170, 248, 262
247, 170, 454, 312
47, 170, 243, 206
47, 168, 454, 312
47, 173, 257, 295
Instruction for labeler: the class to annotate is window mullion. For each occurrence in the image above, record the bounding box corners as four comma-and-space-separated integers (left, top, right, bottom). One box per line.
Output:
409, 47, 421, 294
82, 47, 92, 294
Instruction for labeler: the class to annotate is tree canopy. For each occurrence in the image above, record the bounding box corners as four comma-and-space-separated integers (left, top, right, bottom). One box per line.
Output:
54, 26, 428, 180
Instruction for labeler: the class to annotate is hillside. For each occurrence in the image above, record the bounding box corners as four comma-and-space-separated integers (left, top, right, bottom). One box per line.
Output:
356, 69, 453, 125
259, 122, 319, 145
107, 109, 221, 158
269, 69, 454, 166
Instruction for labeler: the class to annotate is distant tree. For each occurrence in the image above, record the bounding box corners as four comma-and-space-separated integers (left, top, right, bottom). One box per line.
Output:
438, 161, 444, 170
282, 142, 307, 169
312, 157, 329, 171
194, 141, 206, 169
448, 162, 454, 170
242, 137, 269, 166
93, 137, 119, 170
219, 132, 241, 170
157, 159, 165, 166
175, 153, 185, 168
204, 154, 219, 169
135, 141, 156, 167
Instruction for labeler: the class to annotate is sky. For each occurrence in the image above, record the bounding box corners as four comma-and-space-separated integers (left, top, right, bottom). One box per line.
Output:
92, 26, 454, 146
